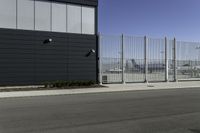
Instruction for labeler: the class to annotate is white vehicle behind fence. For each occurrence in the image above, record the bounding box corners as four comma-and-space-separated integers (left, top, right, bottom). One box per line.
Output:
177, 64, 200, 75
107, 68, 122, 73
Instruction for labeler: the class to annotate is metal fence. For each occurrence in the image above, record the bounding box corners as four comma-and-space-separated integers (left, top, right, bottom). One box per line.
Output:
99, 34, 200, 84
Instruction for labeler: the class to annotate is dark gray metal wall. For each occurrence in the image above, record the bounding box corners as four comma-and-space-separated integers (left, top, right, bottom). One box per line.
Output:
0, 29, 97, 85
52, 0, 98, 6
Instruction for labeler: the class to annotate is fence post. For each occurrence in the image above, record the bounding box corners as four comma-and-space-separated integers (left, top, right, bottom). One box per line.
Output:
144, 36, 148, 83
173, 38, 177, 82
98, 33, 102, 85
165, 37, 169, 82
121, 34, 125, 84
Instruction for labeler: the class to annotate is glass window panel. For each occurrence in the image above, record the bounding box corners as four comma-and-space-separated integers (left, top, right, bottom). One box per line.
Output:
17, 0, 34, 30
67, 5, 81, 34
52, 2, 66, 32
35, 1, 51, 31
0, 0, 16, 29
82, 7, 95, 34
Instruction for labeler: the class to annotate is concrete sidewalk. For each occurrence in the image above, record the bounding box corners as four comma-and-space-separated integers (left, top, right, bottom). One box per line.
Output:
0, 81, 200, 99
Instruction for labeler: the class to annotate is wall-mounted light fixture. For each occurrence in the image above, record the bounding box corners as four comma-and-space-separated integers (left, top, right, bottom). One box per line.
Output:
43, 38, 53, 44
85, 49, 96, 57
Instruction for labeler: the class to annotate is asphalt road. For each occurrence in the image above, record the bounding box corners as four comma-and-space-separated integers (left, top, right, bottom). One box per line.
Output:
0, 88, 200, 133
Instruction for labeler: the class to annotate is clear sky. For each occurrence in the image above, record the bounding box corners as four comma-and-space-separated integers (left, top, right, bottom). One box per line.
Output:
98, 0, 200, 42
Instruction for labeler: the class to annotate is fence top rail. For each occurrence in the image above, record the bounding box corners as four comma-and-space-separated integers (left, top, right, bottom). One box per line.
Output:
177, 41, 200, 45
99, 34, 200, 44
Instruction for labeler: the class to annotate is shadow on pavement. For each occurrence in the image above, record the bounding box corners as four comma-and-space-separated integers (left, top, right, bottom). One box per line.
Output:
190, 129, 200, 133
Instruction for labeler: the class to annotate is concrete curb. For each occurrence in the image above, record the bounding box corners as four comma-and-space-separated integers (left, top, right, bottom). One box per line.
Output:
0, 81, 200, 99
0, 85, 44, 90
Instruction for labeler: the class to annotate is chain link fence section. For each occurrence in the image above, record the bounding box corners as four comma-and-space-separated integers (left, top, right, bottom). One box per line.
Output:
99, 35, 200, 84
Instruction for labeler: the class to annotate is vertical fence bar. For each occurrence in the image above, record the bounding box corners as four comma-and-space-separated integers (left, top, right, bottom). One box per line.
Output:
144, 36, 148, 83
121, 34, 125, 84
165, 37, 169, 82
98, 33, 102, 85
173, 38, 177, 82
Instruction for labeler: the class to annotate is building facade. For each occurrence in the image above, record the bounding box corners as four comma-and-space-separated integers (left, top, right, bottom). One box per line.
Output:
0, 0, 98, 85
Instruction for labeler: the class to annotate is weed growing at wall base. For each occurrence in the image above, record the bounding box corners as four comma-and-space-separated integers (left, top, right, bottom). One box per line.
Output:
44, 81, 96, 88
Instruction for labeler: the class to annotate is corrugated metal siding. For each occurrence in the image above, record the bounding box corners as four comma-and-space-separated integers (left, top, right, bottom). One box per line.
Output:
0, 28, 97, 85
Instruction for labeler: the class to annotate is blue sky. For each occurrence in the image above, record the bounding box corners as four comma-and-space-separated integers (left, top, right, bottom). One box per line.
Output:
98, 0, 200, 42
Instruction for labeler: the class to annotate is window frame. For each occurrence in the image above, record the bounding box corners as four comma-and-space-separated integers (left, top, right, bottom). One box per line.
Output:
35, 0, 51, 31
17, 0, 35, 30
81, 6, 95, 35
0, 0, 17, 29
51, 2, 67, 33
67, 4, 82, 34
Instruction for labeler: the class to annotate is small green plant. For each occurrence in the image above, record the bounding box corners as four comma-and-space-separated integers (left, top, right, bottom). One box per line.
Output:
44, 80, 96, 88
